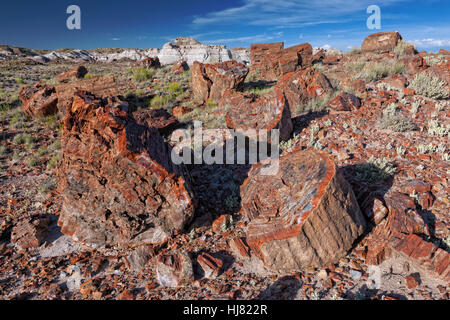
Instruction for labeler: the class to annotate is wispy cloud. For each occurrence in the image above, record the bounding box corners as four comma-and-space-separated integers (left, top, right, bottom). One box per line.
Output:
111, 38, 121, 41
192, 0, 413, 28
411, 38, 450, 48
203, 33, 283, 45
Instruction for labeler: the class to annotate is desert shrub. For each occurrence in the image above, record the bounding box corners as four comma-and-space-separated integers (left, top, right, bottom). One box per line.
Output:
393, 40, 415, 56
84, 74, 95, 79
423, 55, 447, 66
427, 120, 449, 137
409, 73, 450, 99
348, 47, 362, 55
149, 94, 171, 109
168, 82, 183, 96
133, 68, 155, 82
353, 61, 404, 82
377, 115, 418, 132
355, 157, 396, 183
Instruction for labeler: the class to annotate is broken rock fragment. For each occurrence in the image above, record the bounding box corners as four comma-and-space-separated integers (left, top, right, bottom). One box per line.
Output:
11, 215, 51, 250
240, 149, 366, 273
156, 252, 194, 288
197, 252, 223, 278
224, 89, 293, 141
361, 31, 403, 53
192, 60, 249, 102
21, 85, 58, 118
57, 91, 194, 250
57, 66, 88, 83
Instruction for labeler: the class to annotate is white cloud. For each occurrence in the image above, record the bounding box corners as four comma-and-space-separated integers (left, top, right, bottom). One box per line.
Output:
111, 38, 121, 41
203, 33, 282, 44
411, 38, 450, 48
192, 0, 413, 28
321, 44, 331, 50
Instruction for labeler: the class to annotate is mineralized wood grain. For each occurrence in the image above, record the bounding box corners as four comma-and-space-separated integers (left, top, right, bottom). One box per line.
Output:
240, 149, 366, 273
57, 91, 194, 250
224, 89, 293, 141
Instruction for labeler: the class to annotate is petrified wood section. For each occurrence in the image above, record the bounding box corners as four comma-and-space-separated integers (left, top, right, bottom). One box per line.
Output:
192, 60, 249, 102
250, 42, 284, 72
364, 191, 449, 280
132, 108, 179, 135
259, 43, 313, 81
361, 31, 403, 53
240, 149, 366, 273
224, 89, 293, 141
275, 68, 333, 114
156, 252, 194, 288
57, 91, 194, 249
57, 66, 88, 83
140, 56, 161, 69
55, 75, 130, 115
21, 85, 58, 118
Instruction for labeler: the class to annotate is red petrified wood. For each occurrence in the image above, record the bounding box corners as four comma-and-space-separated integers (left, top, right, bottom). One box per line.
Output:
57, 91, 194, 250
192, 60, 249, 103
156, 252, 194, 287
223, 89, 293, 141
57, 66, 88, 83
240, 149, 366, 273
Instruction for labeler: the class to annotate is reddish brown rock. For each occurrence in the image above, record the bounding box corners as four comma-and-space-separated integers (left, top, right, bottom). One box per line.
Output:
197, 252, 223, 278
156, 252, 194, 288
228, 237, 251, 258
211, 214, 233, 233
365, 191, 430, 266
274, 68, 333, 114
57, 66, 88, 83
259, 43, 313, 81
11, 215, 51, 250
361, 32, 403, 53
132, 108, 179, 135
400, 55, 428, 74
405, 274, 420, 289
240, 149, 366, 273
172, 60, 189, 75
323, 55, 342, 65
192, 60, 249, 103
250, 42, 284, 73
55, 75, 130, 115
328, 92, 361, 112
224, 89, 293, 141
361, 197, 388, 225
140, 56, 161, 69
19, 82, 42, 103
21, 85, 58, 118
392, 234, 449, 281
192, 61, 212, 102
172, 106, 192, 117
57, 91, 194, 249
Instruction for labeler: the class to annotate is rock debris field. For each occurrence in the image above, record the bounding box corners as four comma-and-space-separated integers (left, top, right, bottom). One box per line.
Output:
0, 32, 449, 300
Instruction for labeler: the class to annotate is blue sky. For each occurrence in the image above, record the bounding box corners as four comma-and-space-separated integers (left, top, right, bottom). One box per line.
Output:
0, 0, 449, 52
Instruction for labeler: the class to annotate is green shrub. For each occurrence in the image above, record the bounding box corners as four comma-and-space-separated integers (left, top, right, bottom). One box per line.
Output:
355, 157, 396, 183
84, 74, 95, 79
393, 40, 415, 56
133, 68, 155, 82
353, 61, 405, 82
409, 73, 450, 99
377, 115, 418, 132
149, 95, 171, 109
168, 82, 183, 97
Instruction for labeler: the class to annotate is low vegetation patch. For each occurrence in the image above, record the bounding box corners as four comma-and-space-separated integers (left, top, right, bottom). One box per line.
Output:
409, 72, 450, 100
353, 60, 404, 82
355, 157, 396, 183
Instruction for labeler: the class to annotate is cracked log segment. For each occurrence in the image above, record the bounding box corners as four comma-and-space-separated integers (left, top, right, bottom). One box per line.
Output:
192, 60, 249, 103
57, 91, 194, 250
240, 149, 366, 273
222, 89, 293, 141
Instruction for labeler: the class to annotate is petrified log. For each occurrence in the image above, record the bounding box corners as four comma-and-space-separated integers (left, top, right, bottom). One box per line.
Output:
275, 68, 333, 114
57, 66, 88, 83
132, 108, 179, 135
361, 31, 403, 53
57, 91, 194, 250
21, 85, 58, 118
192, 60, 249, 103
250, 42, 284, 73
240, 149, 366, 273
224, 89, 293, 141
259, 43, 313, 81
55, 75, 130, 115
